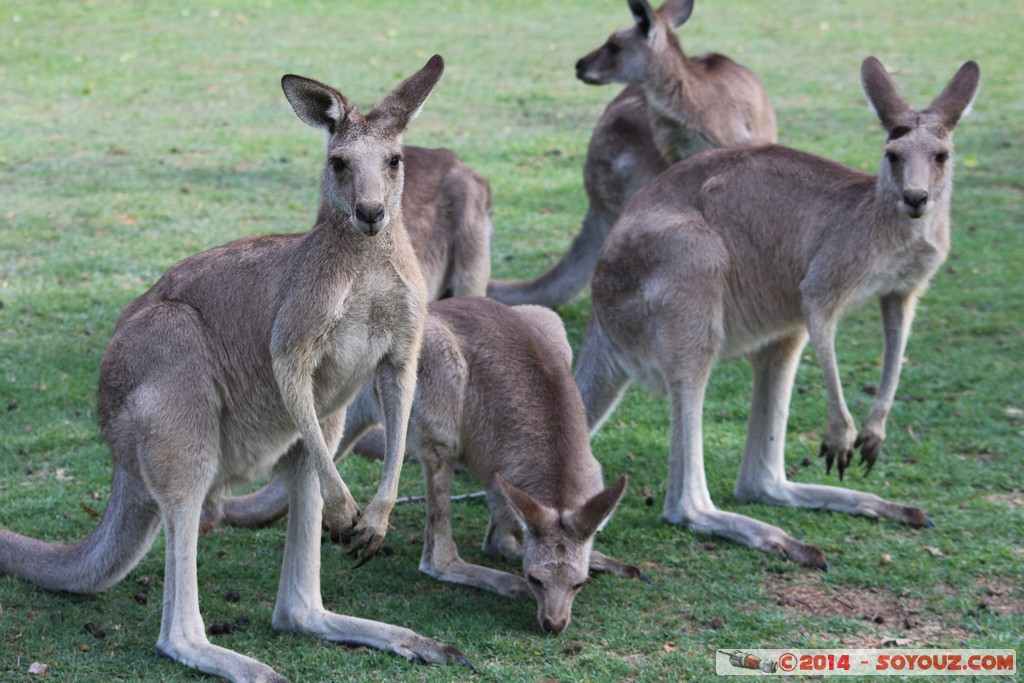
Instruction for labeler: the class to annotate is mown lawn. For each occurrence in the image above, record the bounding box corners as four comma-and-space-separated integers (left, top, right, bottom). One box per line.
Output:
1, 1, 1021, 681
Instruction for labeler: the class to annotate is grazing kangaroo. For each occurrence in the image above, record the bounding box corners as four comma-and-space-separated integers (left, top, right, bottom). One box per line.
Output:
575, 57, 980, 568
0, 56, 474, 682
223, 297, 644, 634
488, 0, 776, 308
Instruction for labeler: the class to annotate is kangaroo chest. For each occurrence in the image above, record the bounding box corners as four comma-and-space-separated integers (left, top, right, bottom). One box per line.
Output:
313, 268, 419, 413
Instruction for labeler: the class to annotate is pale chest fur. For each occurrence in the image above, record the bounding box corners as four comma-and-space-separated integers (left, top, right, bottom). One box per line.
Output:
313, 266, 422, 414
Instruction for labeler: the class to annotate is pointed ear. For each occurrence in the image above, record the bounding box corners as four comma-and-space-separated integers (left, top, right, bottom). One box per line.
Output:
627, 0, 656, 38
926, 60, 981, 130
658, 0, 695, 29
571, 475, 628, 538
369, 54, 445, 132
860, 56, 911, 132
281, 74, 351, 133
495, 474, 553, 533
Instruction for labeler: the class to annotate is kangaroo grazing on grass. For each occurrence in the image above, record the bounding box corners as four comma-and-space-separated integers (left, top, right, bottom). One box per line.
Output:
487, 0, 776, 308
0, 56, 475, 681
575, 57, 980, 568
223, 297, 644, 634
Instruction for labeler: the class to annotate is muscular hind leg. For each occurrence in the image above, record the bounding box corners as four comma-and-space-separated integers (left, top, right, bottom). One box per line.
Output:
575, 314, 630, 436
734, 332, 931, 528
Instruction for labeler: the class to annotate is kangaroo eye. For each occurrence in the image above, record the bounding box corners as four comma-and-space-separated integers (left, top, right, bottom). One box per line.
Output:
885, 152, 900, 165
934, 152, 949, 164
606, 42, 621, 56
527, 575, 543, 588
389, 155, 402, 169
572, 580, 588, 592
329, 157, 347, 173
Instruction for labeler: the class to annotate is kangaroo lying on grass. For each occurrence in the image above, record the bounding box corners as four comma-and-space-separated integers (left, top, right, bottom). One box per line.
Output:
488, 0, 776, 308
223, 296, 644, 634
0, 56, 475, 682
575, 57, 980, 568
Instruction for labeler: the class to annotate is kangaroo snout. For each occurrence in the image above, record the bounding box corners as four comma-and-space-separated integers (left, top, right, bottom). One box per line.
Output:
901, 188, 929, 217
355, 202, 387, 234
541, 616, 568, 635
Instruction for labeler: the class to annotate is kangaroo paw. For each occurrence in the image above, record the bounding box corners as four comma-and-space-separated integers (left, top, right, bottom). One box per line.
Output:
853, 431, 883, 475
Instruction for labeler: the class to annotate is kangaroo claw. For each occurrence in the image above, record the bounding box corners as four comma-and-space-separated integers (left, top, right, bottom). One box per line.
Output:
819, 442, 853, 480
853, 432, 882, 476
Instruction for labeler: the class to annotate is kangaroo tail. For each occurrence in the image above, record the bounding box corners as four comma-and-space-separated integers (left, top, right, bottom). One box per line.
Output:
487, 204, 611, 309
0, 465, 161, 593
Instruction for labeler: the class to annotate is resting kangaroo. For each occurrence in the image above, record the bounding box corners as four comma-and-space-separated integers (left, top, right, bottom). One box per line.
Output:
488, 0, 776, 308
223, 297, 644, 634
395, 144, 492, 300
0, 56, 473, 681
575, 57, 980, 568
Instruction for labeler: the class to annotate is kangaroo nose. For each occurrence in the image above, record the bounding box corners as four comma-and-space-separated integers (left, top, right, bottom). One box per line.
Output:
903, 189, 928, 209
355, 203, 385, 225
541, 617, 567, 634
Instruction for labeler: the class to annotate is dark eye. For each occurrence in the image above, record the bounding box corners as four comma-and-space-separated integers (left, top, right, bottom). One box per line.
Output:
527, 575, 543, 588
606, 42, 621, 56
389, 155, 402, 169
885, 152, 899, 165
329, 157, 347, 173
572, 580, 588, 592
935, 152, 949, 164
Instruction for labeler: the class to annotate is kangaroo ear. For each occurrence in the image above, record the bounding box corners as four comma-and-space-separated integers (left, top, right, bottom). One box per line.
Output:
926, 60, 981, 130
281, 75, 351, 134
370, 54, 445, 132
627, 0, 656, 38
571, 475, 628, 539
860, 56, 911, 133
495, 474, 554, 533
658, 0, 695, 29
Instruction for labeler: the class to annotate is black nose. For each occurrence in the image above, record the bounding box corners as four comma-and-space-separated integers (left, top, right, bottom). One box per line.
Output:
903, 189, 928, 209
356, 204, 385, 225
541, 617, 567, 634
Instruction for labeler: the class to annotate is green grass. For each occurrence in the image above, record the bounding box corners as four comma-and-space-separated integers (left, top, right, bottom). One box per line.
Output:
1, 1, 1021, 681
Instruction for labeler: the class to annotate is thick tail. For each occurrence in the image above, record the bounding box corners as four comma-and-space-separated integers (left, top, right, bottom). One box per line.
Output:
487, 204, 611, 308
0, 465, 161, 593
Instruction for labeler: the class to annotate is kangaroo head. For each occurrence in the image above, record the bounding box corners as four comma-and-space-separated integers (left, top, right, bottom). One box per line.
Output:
496, 474, 628, 634
575, 0, 694, 86
861, 56, 980, 220
281, 55, 445, 236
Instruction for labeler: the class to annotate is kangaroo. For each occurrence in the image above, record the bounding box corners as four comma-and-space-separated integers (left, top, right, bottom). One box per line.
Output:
221, 297, 644, 634
342, 144, 492, 459
0, 56, 474, 682
574, 57, 980, 568
487, 0, 776, 308
389, 144, 492, 300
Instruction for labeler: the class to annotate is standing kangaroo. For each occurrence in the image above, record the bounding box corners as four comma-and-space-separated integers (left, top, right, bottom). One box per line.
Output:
0, 56, 474, 681
222, 297, 644, 634
488, 0, 776, 308
575, 57, 980, 568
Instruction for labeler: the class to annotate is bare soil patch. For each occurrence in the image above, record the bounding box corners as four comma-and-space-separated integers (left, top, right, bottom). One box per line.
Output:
766, 574, 968, 647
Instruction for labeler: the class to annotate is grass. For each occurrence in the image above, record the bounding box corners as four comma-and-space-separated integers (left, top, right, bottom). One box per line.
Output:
1, 0, 1021, 681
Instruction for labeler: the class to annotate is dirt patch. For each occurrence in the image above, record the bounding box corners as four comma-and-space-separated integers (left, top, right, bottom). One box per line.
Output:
986, 492, 1024, 509
974, 578, 1024, 616
766, 574, 968, 647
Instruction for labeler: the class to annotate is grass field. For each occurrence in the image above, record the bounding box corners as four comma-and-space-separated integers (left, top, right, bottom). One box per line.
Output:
1, 1, 1021, 681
